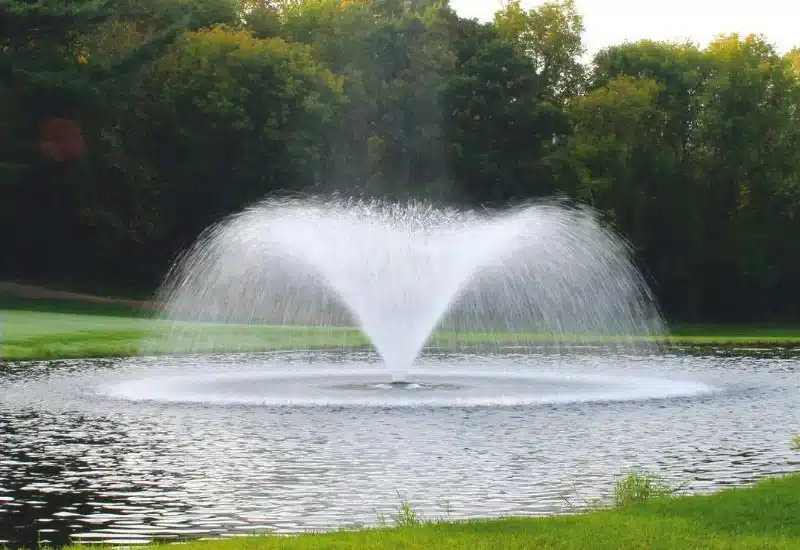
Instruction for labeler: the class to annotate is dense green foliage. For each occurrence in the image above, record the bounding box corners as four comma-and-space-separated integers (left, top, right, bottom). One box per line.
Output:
58, 474, 800, 550
2, 0, 800, 322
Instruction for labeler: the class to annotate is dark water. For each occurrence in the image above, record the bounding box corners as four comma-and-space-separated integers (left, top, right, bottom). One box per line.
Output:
0, 349, 798, 548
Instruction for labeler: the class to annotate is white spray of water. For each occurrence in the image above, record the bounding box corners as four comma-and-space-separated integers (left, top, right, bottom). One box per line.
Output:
152, 197, 664, 374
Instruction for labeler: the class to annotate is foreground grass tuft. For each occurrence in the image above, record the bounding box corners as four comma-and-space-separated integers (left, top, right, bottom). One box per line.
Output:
59, 474, 800, 550
611, 471, 681, 507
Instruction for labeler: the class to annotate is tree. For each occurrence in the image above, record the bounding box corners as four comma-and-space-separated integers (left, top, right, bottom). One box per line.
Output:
278, 0, 457, 197
132, 26, 342, 261
690, 34, 800, 319
584, 41, 713, 319
0, 0, 184, 283
494, 0, 585, 103
578, 36, 800, 320
785, 47, 800, 73
443, 15, 566, 205
0, 0, 185, 185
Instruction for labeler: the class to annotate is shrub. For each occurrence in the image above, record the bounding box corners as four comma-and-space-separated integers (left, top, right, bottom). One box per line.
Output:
612, 471, 677, 507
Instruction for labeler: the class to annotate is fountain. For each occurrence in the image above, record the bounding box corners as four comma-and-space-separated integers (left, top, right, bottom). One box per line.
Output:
14, 197, 793, 550
152, 196, 665, 385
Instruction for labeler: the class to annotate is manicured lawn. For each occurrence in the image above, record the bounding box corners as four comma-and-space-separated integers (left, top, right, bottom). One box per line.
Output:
669, 323, 800, 345
0, 307, 152, 360
2, 295, 800, 361
59, 474, 800, 550
0, 307, 368, 360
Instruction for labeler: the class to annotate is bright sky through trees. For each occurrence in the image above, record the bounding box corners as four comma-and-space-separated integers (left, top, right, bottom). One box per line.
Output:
452, 0, 799, 54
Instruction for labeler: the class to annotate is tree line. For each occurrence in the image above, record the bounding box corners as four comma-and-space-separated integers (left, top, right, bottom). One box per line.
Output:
2, 0, 800, 323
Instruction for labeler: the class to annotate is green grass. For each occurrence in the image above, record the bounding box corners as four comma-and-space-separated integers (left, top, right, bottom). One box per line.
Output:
0, 309, 367, 360
668, 323, 800, 345
610, 471, 680, 507
3, 295, 800, 361
58, 474, 800, 549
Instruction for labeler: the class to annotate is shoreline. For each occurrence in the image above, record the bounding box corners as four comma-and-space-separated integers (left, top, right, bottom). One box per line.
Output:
2, 313, 800, 364
2, 340, 799, 363
56, 474, 800, 550
2, 285, 800, 361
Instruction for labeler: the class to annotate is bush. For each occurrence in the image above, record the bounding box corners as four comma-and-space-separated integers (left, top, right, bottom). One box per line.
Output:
612, 471, 677, 507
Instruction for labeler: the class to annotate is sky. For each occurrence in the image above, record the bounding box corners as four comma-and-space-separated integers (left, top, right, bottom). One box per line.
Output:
451, 0, 799, 56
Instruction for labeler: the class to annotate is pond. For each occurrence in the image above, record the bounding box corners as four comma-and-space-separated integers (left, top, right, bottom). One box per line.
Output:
1, 348, 798, 548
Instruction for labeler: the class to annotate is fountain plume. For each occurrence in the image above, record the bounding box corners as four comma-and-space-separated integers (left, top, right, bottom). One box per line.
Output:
149, 196, 664, 372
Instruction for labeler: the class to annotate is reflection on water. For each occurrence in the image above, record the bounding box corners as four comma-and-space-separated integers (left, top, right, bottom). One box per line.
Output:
0, 350, 798, 548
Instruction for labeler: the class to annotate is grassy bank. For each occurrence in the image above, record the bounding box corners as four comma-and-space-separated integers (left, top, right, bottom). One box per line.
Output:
667, 323, 800, 345
0, 304, 371, 360
2, 295, 800, 361
59, 474, 800, 550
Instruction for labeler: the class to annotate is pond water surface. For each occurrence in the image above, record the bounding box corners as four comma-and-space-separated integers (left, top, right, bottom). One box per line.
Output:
0, 348, 798, 548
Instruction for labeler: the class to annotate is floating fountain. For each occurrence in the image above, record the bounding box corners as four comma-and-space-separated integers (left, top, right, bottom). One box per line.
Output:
152, 196, 664, 386
3, 197, 749, 550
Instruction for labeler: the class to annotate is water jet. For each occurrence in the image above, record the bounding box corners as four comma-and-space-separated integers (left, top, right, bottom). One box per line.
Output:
153, 196, 664, 384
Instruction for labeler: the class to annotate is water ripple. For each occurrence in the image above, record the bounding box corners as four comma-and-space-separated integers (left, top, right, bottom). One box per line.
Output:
0, 350, 798, 548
